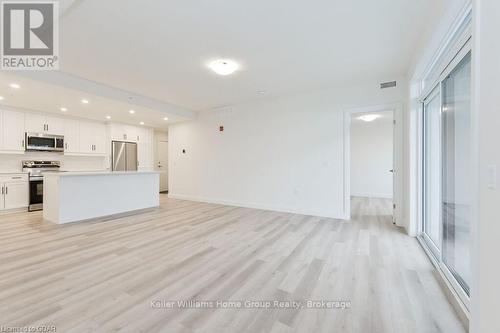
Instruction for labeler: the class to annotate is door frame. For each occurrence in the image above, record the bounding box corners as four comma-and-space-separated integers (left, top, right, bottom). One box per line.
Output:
343, 102, 404, 225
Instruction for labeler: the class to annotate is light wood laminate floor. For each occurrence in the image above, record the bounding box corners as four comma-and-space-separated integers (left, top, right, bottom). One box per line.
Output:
0, 195, 465, 333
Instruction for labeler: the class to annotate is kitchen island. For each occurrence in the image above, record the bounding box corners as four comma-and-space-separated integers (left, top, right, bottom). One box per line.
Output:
43, 171, 160, 224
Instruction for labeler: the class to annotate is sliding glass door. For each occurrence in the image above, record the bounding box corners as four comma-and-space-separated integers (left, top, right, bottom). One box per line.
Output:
441, 52, 472, 294
421, 50, 471, 302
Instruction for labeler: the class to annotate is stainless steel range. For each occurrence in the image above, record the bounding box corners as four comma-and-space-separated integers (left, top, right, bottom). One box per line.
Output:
22, 161, 61, 211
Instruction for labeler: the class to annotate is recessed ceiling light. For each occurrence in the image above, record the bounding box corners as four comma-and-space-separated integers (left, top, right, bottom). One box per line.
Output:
139, 121, 144, 125
81, 99, 89, 104
209, 59, 239, 76
357, 114, 382, 122
129, 109, 135, 114
0, 96, 4, 100
9, 83, 20, 89
163, 117, 168, 121
106, 115, 111, 119
60, 107, 67, 112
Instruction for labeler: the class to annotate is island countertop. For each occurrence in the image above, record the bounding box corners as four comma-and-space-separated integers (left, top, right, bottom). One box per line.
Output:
45, 170, 160, 177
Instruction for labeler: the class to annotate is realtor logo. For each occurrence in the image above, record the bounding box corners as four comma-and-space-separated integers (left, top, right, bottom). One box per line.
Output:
1, 1, 58, 70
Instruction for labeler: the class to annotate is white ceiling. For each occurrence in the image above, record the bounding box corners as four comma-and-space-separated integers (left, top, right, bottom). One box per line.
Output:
0, 73, 189, 128
1, 0, 440, 125
58, 0, 438, 110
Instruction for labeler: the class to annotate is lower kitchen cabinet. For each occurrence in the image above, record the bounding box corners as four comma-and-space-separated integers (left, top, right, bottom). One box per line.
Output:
0, 175, 29, 211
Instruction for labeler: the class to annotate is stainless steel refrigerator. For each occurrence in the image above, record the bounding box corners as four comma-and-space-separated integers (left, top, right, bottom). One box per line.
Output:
111, 141, 138, 171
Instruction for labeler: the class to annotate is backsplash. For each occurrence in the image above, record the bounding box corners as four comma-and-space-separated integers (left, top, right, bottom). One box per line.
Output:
0, 152, 109, 172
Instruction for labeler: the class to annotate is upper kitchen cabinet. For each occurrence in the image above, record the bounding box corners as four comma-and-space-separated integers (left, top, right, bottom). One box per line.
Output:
63, 119, 80, 154
25, 113, 64, 135
79, 120, 106, 155
110, 123, 139, 142
0, 110, 25, 153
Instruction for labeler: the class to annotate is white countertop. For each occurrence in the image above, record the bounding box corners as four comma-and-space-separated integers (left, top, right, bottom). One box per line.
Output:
44, 170, 160, 177
0, 171, 27, 174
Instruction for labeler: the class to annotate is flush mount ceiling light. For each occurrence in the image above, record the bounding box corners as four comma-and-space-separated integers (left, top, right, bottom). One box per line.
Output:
106, 115, 111, 119
209, 59, 239, 76
0, 96, 4, 100
60, 107, 67, 112
81, 99, 89, 104
129, 109, 135, 114
9, 83, 20, 89
139, 121, 144, 125
357, 114, 381, 122
163, 117, 168, 121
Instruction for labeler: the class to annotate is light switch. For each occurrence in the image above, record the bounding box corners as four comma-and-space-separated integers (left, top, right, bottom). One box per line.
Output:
487, 164, 497, 190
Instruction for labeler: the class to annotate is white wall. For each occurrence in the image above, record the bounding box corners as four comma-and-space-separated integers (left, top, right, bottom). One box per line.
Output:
350, 114, 393, 199
168, 78, 406, 219
471, 0, 500, 332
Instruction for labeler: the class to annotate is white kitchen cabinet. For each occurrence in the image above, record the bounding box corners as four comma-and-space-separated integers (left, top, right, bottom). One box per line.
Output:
0, 110, 3, 149
3, 181, 29, 210
0, 110, 25, 153
79, 121, 106, 154
110, 124, 138, 142
63, 119, 80, 153
94, 123, 106, 153
2, 110, 25, 152
0, 174, 29, 211
25, 113, 64, 135
45, 116, 64, 135
25, 113, 45, 133
137, 128, 153, 169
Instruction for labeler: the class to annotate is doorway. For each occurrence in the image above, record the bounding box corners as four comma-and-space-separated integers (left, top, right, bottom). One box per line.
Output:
350, 110, 394, 217
344, 103, 403, 225
154, 130, 168, 193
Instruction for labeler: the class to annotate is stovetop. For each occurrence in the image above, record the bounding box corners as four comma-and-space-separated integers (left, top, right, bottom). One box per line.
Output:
22, 161, 61, 179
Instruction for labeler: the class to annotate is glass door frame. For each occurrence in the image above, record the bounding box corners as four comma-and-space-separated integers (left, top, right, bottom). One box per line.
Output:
421, 85, 443, 260
418, 37, 472, 310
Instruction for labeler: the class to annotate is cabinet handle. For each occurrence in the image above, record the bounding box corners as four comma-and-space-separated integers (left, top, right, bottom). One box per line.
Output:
11, 176, 22, 179
1, 187, 3, 195
65, 143, 68, 150
5, 186, 7, 195
21, 139, 24, 148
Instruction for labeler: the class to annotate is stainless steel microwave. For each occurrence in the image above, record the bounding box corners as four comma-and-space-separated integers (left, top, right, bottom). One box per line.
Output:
25, 132, 64, 152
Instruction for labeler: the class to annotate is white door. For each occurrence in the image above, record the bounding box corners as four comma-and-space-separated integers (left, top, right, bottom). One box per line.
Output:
156, 141, 168, 192
4, 181, 29, 209
2, 110, 25, 151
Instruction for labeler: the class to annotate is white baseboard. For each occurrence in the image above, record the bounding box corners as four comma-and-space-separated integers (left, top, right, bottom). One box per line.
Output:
168, 193, 347, 220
